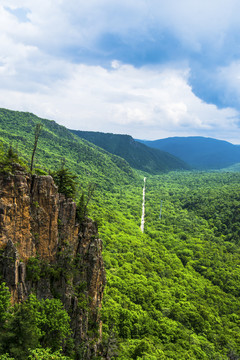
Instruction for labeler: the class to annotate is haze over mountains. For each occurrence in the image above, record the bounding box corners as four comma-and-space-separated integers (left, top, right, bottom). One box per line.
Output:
137, 136, 240, 170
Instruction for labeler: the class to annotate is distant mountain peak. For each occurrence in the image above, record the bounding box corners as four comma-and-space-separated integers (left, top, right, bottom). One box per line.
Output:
137, 136, 240, 170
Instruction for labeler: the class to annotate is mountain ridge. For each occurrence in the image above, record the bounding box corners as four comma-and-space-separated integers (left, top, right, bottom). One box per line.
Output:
137, 136, 240, 169
0, 108, 135, 189
71, 130, 190, 173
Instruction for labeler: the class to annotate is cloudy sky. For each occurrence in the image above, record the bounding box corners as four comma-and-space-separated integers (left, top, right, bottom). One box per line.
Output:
1, 1, 240, 142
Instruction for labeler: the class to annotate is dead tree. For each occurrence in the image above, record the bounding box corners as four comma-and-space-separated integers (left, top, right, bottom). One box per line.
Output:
30, 123, 42, 172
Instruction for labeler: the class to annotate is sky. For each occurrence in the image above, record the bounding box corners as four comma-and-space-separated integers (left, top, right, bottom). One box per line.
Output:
1, 1, 240, 143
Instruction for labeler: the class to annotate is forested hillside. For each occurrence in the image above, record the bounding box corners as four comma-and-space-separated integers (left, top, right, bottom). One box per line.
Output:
0, 108, 134, 191
71, 130, 190, 173
138, 136, 240, 170
0, 109, 240, 359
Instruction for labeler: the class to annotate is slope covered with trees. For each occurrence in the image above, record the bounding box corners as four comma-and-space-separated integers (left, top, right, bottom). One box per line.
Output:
0, 108, 134, 191
138, 136, 240, 170
1, 109, 240, 359
71, 130, 190, 173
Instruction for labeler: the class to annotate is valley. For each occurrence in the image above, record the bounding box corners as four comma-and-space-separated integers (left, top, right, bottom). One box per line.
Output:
0, 109, 240, 359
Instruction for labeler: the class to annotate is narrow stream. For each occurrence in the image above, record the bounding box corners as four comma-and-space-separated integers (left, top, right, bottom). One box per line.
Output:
140, 177, 146, 233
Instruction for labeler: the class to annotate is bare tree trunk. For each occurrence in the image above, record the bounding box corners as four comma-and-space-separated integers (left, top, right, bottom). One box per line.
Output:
30, 123, 43, 172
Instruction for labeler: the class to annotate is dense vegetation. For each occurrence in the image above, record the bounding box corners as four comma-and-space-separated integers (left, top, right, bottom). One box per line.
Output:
138, 136, 240, 170
71, 130, 190, 174
1, 109, 240, 359
0, 283, 72, 360
0, 108, 135, 192
90, 172, 240, 359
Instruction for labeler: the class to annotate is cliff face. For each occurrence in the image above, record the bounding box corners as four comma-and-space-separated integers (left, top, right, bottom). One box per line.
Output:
0, 168, 106, 358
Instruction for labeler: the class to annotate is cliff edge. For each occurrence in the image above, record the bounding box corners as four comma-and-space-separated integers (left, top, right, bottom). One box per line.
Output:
0, 167, 106, 358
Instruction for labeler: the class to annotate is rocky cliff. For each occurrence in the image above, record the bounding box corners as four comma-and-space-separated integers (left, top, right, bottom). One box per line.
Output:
0, 166, 106, 358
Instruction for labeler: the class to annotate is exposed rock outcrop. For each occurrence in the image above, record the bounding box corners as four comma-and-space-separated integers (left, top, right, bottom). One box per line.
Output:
0, 169, 106, 358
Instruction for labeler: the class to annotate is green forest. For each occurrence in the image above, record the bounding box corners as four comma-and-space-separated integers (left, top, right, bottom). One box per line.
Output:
71, 130, 189, 173
1, 109, 240, 359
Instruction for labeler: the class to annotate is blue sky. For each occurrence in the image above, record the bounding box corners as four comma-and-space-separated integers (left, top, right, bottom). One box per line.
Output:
1, 1, 240, 142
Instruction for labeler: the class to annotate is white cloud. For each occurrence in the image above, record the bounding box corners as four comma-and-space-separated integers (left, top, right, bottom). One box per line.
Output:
0, 1, 240, 143
2, 0, 240, 57
215, 61, 240, 102
0, 61, 238, 141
